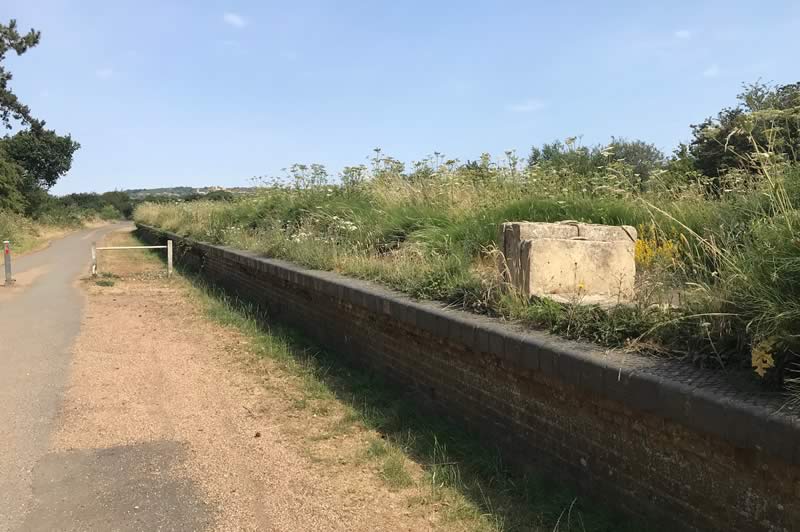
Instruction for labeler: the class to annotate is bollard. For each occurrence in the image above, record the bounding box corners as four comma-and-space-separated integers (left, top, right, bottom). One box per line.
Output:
91, 242, 97, 276
3, 240, 13, 286
167, 240, 173, 277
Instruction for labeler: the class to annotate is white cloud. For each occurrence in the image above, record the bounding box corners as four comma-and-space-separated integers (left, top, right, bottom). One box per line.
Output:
506, 99, 546, 113
702, 64, 720, 78
95, 67, 113, 80
223, 12, 247, 28
674, 29, 691, 40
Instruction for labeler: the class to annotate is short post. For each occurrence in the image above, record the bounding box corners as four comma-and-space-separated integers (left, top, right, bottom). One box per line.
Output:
91, 242, 97, 276
167, 240, 173, 277
3, 240, 13, 286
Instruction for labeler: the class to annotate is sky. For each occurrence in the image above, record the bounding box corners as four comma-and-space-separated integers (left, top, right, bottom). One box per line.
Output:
1, 0, 799, 194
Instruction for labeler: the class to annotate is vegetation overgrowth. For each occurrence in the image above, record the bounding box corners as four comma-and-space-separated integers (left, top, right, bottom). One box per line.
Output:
134, 82, 800, 396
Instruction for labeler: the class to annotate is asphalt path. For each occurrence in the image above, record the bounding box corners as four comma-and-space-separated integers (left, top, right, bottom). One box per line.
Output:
0, 224, 209, 531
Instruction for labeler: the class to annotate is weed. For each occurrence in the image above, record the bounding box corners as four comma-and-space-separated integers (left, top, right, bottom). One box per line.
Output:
366, 438, 389, 458
380, 450, 414, 489
95, 279, 115, 287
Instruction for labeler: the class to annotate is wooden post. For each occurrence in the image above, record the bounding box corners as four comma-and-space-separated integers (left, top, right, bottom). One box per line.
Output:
91, 242, 97, 276
167, 240, 173, 277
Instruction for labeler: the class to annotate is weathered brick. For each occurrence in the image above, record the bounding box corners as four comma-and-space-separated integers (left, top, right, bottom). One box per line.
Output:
134, 224, 800, 532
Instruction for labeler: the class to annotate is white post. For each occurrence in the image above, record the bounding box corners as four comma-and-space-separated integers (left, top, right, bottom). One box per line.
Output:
3, 241, 13, 286
91, 242, 97, 276
167, 240, 173, 277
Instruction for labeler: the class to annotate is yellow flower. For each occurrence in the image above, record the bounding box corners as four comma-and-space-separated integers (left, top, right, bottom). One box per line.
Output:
634, 224, 678, 268
751, 338, 776, 378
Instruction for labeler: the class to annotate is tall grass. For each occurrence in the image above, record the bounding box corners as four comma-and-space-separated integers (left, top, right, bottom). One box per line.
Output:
134, 155, 800, 391
0, 202, 122, 254
0, 210, 40, 252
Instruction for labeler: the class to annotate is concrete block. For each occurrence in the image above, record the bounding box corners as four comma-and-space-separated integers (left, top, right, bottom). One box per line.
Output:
576, 223, 637, 242
521, 238, 635, 302
500, 221, 636, 303
499, 222, 579, 286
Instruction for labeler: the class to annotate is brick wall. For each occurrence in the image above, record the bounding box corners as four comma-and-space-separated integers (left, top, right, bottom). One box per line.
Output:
137, 224, 800, 531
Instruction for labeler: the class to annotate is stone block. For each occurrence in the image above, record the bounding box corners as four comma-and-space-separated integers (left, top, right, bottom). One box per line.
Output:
576, 223, 637, 242
520, 238, 635, 302
499, 222, 579, 286
499, 221, 636, 303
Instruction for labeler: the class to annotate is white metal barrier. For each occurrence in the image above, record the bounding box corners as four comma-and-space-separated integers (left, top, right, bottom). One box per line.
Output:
92, 240, 173, 277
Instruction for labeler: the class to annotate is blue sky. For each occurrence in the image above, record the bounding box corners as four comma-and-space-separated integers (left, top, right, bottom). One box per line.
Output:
2, 1, 798, 194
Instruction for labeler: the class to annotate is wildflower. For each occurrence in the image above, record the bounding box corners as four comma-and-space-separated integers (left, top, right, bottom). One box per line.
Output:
751, 338, 776, 378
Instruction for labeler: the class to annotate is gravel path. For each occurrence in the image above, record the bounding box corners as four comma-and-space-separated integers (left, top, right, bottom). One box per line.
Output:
42, 228, 438, 531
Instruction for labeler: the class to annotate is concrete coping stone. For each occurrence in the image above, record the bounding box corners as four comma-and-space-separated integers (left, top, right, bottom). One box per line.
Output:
136, 223, 800, 464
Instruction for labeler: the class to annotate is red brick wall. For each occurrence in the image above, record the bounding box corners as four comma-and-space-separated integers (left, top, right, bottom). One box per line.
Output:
138, 225, 800, 532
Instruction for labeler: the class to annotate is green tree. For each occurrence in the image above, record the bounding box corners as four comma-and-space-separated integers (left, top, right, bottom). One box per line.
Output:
1, 19, 41, 129
526, 138, 603, 176
689, 81, 800, 178
607, 137, 666, 180
100, 191, 134, 217
0, 151, 25, 211
2, 129, 80, 189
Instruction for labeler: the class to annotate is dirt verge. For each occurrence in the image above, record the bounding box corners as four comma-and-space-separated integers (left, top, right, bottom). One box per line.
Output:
55, 228, 444, 531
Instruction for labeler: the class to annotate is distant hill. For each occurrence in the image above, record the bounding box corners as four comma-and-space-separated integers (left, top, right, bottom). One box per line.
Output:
123, 186, 257, 200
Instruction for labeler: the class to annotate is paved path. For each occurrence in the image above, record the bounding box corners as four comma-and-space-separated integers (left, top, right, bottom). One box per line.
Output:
0, 224, 209, 531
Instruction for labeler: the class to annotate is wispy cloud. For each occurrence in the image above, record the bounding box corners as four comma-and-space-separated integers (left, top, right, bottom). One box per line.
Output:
506, 99, 546, 113
95, 67, 114, 80
223, 12, 247, 28
674, 29, 691, 40
702, 64, 720, 78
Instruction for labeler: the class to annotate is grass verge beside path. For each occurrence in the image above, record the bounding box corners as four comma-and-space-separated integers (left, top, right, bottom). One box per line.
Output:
192, 284, 639, 531
184, 273, 639, 531
0, 210, 110, 255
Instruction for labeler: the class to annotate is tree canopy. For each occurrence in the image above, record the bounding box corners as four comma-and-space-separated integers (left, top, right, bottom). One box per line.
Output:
0, 19, 41, 130
1, 129, 80, 189
526, 137, 666, 181
0, 148, 25, 211
689, 82, 800, 177
0, 19, 81, 213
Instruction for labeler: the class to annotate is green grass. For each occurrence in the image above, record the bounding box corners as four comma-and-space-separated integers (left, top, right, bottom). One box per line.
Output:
0, 210, 46, 253
134, 161, 800, 391
95, 279, 115, 287
184, 276, 641, 532
0, 206, 105, 255
379, 449, 414, 490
